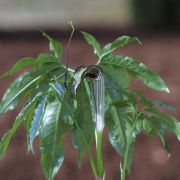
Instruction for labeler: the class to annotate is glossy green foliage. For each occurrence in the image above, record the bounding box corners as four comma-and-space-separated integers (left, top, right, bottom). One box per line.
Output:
0, 31, 179, 180
28, 96, 47, 152
72, 82, 94, 159
40, 99, 64, 180
42, 31, 63, 60
100, 55, 169, 93
81, 31, 101, 57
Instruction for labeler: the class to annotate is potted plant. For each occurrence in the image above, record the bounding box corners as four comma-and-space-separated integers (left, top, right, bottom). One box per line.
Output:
0, 25, 179, 180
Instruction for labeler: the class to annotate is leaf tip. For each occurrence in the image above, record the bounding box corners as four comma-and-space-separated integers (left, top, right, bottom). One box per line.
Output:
27, 144, 35, 155
166, 87, 170, 94
167, 153, 171, 160
136, 38, 142, 45
80, 31, 86, 36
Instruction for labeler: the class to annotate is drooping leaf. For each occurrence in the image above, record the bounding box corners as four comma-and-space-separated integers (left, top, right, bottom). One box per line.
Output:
158, 132, 170, 155
0, 62, 62, 115
38, 79, 74, 180
143, 115, 163, 135
100, 55, 169, 93
59, 90, 75, 128
144, 107, 180, 140
0, 57, 35, 79
51, 80, 75, 128
23, 94, 42, 134
50, 81, 64, 100
105, 75, 127, 156
28, 95, 47, 152
101, 36, 140, 58
40, 99, 64, 180
152, 99, 176, 112
0, 72, 41, 114
106, 106, 127, 156
81, 31, 101, 57
142, 115, 171, 154
175, 123, 180, 141
72, 81, 94, 159
138, 93, 176, 112
0, 94, 39, 159
145, 108, 175, 131
42, 31, 63, 60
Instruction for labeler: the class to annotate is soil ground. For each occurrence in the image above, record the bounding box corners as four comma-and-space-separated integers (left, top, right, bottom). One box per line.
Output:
0, 32, 180, 180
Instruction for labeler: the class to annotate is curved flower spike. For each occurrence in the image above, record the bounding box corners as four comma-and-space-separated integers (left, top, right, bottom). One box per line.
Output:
72, 65, 105, 132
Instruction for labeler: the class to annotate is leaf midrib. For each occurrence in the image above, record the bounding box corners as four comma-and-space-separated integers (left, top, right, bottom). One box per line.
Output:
49, 101, 62, 179
108, 94, 127, 148
1, 75, 41, 113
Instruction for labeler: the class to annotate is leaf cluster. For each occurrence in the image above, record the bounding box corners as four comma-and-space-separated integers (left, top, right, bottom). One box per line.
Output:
0, 31, 179, 180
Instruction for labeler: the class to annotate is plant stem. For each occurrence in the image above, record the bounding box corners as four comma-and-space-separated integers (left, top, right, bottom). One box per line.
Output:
95, 130, 104, 177
121, 136, 132, 180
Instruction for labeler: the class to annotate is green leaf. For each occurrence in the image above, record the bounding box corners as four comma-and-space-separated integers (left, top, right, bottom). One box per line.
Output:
81, 31, 101, 57
50, 82, 64, 100
0, 53, 61, 80
0, 72, 41, 114
100, 64, 131, 88
28, 96, 47, 152
152, 99, 176, 112
145, 108, 175, 131
158, 132, 170, 155
59, 90, 75, 128
39, 80, 74, 179
23, 93, 42, 134
140, 97, 154, 107
142, 115, 171, 154
105, 75, 127, 156
175, 122, 180, 141
101, 36, 140, 58
143, 116, 163, 135
72, 82, 94, 159
36, 53, 59, 65
112, 100, 129, 108
72, 67, 87, 94
138, 93, 175, 112
40, 99, 64, 180
42, 31, 63, 60
38, 62, 63, 76
106, 105, 127, 156
0, 62, 62, 115
145, 107, 180, 140
52, 81, 75, 128
0, 95, 39, 159
100, 55, 169, 93
0, 57, 35, 79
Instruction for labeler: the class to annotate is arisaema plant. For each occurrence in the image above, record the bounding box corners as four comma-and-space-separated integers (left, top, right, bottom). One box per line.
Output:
0, 28, 179, 180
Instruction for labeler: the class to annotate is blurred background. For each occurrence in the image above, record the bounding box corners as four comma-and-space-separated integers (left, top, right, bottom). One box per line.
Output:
0, 0, 180, 179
